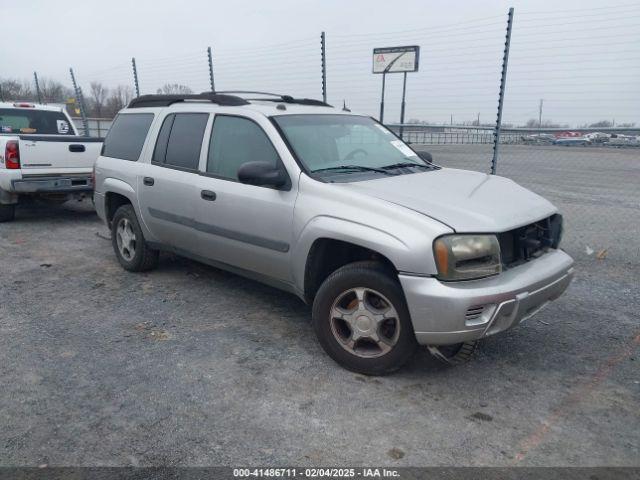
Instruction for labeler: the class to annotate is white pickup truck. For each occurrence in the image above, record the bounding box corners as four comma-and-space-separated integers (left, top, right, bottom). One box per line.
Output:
0, 102, 103, 221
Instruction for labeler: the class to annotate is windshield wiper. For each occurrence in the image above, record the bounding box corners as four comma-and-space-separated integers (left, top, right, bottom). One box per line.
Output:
381, 162, 432, 170
312, 165, 392, 175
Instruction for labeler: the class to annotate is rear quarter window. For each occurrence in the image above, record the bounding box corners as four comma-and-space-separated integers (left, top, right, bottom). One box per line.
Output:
102, 113, 154, 161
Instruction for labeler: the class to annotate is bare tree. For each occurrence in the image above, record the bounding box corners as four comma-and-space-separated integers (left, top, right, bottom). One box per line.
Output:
524, 118, 565, 128
38, 77, 72, 104
0, 78, 35, 102
157, 83, 193, 95
89, 82, 109, 117
588, 120, 613, 128
104, 85, 134, 118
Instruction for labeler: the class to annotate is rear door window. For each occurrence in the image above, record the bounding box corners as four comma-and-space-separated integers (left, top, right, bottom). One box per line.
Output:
161, 113, 209, 171
102, 113, 154, 161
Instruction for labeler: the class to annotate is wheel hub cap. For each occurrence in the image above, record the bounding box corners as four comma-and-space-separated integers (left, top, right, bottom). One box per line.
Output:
355, 315, 375, 334
329, 287, 401, 358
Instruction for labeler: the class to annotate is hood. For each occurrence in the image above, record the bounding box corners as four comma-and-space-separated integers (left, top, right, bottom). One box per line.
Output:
338, 168, 556, 232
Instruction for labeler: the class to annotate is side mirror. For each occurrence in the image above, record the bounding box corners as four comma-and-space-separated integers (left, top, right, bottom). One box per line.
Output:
238, 161, 287, 188
418, 151, 433, 163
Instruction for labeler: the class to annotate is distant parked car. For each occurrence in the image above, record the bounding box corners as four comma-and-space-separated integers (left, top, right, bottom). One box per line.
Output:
522, 133, 555, 144
584, 132, 610, 143
553, 137, 591, 146
555, 131, 582, 138
608, 135, 639, 147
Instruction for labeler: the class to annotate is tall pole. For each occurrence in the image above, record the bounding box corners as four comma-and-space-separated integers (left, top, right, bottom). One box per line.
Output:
131, 57, 140, 97
207, 47, 216, 93
69, 68, 89, 136
320, 32, 327, 103
33, 72, 42, 104
379, 72, 386, 123
399, 72, 408, 139
491, 7, 514, 175
538, 99, 543, 131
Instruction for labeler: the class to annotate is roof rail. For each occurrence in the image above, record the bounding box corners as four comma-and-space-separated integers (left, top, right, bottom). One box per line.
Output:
216, 91, 284, 97
215, 91, 332, 108
128, 93, 249, 108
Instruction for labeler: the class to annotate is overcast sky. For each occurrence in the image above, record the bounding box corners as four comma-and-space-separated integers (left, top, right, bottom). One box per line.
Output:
3, 0, 639, 126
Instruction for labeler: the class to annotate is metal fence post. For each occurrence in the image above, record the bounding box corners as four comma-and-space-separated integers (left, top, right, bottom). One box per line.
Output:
33, 72, 42, 104
69, 68, 89, 137
207, 47, 216, 93
491, 7, 514, 175
379, 73, 386, 123
320, 32, 327, 103
399, 71, 408, 139
132, 57, 140, 97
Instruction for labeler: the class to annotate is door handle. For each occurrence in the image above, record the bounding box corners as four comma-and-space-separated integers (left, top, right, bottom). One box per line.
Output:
143, 177, 155, 186
69, 144, 86, 152
201, 190, 216, 201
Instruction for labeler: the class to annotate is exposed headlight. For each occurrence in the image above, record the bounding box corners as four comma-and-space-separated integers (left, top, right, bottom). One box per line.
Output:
434, 234, 501, 281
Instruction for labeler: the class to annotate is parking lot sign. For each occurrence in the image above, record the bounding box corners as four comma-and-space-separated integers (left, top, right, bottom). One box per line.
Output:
372, 45, 420, 126
372, 46, 420, 73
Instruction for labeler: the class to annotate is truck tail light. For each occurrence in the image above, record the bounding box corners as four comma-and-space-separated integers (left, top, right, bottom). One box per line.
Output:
5, 141, 20, 169
91, 164, 96, 187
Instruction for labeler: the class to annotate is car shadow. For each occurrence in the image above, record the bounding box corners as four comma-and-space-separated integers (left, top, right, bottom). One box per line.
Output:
12, 199, 98, 224
155, 252, 450, 374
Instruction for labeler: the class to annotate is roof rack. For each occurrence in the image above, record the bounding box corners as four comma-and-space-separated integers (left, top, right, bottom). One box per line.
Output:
128, 93, 249, 108
215, 91, 332, 107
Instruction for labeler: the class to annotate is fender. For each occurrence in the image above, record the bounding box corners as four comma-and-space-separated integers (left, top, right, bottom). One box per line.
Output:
291, 214, 412, 293
102, 177, 158, 242
103, 177, 136, 199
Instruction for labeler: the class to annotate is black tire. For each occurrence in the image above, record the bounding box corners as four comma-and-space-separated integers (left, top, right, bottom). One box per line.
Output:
0, 204, 15, 222
312, 261, 418, 375
427, 341, 477, 366
111, 204, 159, 272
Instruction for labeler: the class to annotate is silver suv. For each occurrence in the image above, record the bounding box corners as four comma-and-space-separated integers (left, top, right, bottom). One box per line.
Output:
94, 92, 574, 375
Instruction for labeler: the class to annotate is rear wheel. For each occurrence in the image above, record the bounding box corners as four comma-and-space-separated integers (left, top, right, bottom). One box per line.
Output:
427, 341, 477, 365
111, 204, 159, 272
312, 261, 417, 375
0, 204, 15, 222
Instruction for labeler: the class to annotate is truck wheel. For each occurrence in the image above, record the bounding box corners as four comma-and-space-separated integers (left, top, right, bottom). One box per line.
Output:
111, 204, 159, 272
0, 204, 15, 222
312, 261, 417, 375
427, 341, 477, 366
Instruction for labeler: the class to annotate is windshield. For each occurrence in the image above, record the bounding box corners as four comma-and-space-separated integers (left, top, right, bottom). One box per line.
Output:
273, 114, 431, 181
0, 108, 74, 135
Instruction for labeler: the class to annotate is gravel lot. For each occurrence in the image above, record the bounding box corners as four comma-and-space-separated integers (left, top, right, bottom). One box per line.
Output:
1, 145, 638, 467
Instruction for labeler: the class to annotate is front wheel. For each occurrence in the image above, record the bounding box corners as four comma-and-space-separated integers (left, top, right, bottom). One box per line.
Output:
312, 261, 417, 375
111, 204, 159, 272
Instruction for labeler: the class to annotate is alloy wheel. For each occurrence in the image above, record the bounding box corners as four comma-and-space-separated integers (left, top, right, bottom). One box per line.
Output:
329, 287, 401, 358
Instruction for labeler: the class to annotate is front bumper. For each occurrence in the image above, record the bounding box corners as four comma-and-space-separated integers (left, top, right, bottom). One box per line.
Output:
399, 249, 574, 345
11, 175, 93, 193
